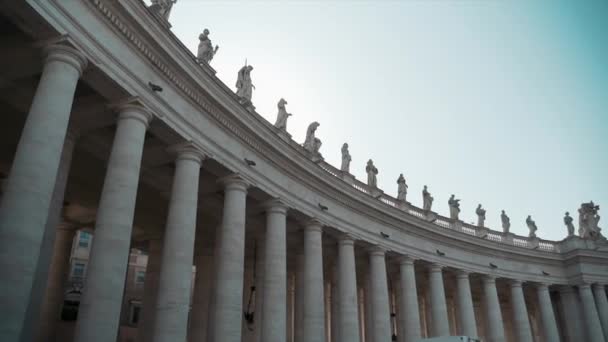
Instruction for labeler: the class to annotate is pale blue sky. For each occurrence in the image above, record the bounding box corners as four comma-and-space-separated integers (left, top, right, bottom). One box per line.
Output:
161, 0, 608, 241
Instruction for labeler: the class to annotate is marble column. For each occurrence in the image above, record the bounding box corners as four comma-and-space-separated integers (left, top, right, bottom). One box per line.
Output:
579, 284, 605, 342
509, 280, 533, 342
30, 134, 77, 342
210, 174, 249, 342
536, 284, 560, 342
592, 284, 608, 341
74, 100, 153, 342
428, 264, 449, 337
34, 224, 77, 342
302, 219, 325, 342
455, 270, 478, 338
397, 256, 421, 342
0, 43, 86, 341
295, 253, 304, 342
369, 246, 391, 342
337, 234, 360, 342
559, 286, 583, 342
481, 275, 505, 342
189, 246, 214, 342
152, 145, 204, 342
137, 238, 163, 342
260, 199, 289, 342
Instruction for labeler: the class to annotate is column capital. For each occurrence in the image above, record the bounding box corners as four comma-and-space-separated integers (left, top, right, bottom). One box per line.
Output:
536, 283, 551, 291
557, 285, 576, 294
578, 282, 593, 290
508, 279, 524, 288
428, 263, 444, 272
111, 97, 154, 128
217, 173, 249, 193
168, 142, 208, 165
481, 274, 497, 284
42, 42, 88, 76
302, 218, 324, 232
367, 244, 387, 257
337, 233, 356, 246
397, 255, 416, 265
260, 198, 289, 215
455, 269, 471, 279
592, 283, 607, 291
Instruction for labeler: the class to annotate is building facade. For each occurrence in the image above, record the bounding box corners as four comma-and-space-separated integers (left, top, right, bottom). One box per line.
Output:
0, 1, 607, 342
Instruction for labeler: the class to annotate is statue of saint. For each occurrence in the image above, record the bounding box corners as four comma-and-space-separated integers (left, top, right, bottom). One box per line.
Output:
526, 215, 538, 238
397, 174, 408, 202
448, 194, 461, 221
274, 98, 292, 131
564, 212, 575, 237
303, 122, 321, 154
236, 65, 254, 103
151, 0, 177, 20
197, 29, 219, 64
476, 204, 486, 227
366, 159, 378, 188
340, 143, 351, 172
501, 210, 510, 233
578, 201, 604, 240
422, 185, 433, 212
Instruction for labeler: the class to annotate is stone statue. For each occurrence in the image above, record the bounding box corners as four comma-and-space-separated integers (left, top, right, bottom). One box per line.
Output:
564, 212, 575, 237
476, 204, 486, 227
578, 201, 604, 240
422, 185, 434, 212
197, 29, 219, 64
274, 98, 292, 131
236, 65, 254, 103
526, 215, 538, 238
366, 159, 378, 188
340, 143, 351, 172
448, 194, 461, 221
303, 122, 321, 155
501, 210, 510, 233
151, 0, 177, 20
397, 174, 408, 202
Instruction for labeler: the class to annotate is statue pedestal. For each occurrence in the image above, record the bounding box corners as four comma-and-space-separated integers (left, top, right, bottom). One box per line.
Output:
369, 188, 383, 199
276, 130, 292, 143
397, 200, 410, 211
425, 211, 437, 223
450, 220, 462, 230
476, 227, 490, 238
503, 232, 515, 245
341, 172, 355, 185
148, 5, 172, 28
529, 237, 540, 249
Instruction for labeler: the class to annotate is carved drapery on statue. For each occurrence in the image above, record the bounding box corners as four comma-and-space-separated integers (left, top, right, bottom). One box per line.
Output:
150, 0, 177, 21
448, 194, 460, 221
526, 215, 538, 238
501, 210, 510, 233
274, 98, 291, 131
578, 202, 604, 240
422, 185, 433, 212
303, 122, 322, 157
236, 65, 254, 104
396, 174, 408, 202
340, 143, 351, 172
476, 204, 486, 227
564, 212, 575, 237
197, 29, 219, 64
366, 159, 378, 188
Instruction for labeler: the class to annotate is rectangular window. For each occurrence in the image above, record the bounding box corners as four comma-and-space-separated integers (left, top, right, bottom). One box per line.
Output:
78, 231, 91, 248
129, 304, 141, 325
135, 270, 145, 284
72, 262, 85, 277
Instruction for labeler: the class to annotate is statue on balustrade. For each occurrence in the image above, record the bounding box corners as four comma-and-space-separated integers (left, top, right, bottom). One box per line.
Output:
274, 98, 292, 131
197, 29, 219, 64
501, 210, 510, 233
526, 215, 538, 238
236, 64, 254, 104
563, 212, 575, 237
448, 194, 461, 221
578, 201, 604, 240
340, 143, 351, 172
303, 122, 322, 156
422, 185, 433, 211
476, 204, 486, 227
150, 0, 177, 21
397, 174, 408, 202
366, 159, 378, 188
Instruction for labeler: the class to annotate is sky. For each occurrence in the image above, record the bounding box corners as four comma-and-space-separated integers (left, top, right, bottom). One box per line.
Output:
158, 0, 608, 241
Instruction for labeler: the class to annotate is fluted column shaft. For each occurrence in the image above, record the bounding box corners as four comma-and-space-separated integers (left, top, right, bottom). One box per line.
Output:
0, 44, 86, 341
579, 284, 605, 342
592, 284, 608, 341
509, 281, 533, 342
482, 276, 505, 342
302, 220, 325, 342
74, 102, 153, 342
369, 247, 391, 342
397, 257, 421, 342
536, 284, 560, 342
189, 246, 214, 342
152, 146, 203, 342
428, 264, 449, 337
337, 236, 360, 342
260, 200, 289, 342
455, 271, 477, 338
137, 238, 163, 342
559, 286, 583, 342
210, 175, 249, 342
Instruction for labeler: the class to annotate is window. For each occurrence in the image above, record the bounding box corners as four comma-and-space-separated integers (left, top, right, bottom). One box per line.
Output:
72, 262, 85, 277
135, 270, 145, 284
78, 231, 91, 248
128, 302, 141, 326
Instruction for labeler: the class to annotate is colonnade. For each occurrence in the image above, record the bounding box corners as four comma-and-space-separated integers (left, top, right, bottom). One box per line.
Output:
1, 42, 608, 342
